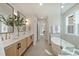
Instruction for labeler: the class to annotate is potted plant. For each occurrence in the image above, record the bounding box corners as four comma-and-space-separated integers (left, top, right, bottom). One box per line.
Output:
0, 15, 16, 27
0, 15, 16, 40
14, 15, 25, 36
0, 14, 25, 37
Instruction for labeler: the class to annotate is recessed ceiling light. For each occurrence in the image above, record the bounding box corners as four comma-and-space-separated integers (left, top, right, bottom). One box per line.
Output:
61, 5, 64, 8
62, 3, 65, 4
40, 3, 43, 6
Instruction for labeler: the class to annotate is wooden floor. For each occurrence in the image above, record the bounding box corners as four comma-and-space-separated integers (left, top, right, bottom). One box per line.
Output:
23, 35, 53, 56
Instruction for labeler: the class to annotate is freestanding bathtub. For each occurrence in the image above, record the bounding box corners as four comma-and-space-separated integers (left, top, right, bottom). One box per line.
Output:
51, 36, 75, 56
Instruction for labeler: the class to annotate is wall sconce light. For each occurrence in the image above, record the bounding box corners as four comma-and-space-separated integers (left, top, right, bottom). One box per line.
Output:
25, 19, 29, 25
14, 10, 17, 16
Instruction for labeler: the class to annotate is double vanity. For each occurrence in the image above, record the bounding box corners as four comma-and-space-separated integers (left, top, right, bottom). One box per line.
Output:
0, 33, 33, 56
0, 3, 34, 56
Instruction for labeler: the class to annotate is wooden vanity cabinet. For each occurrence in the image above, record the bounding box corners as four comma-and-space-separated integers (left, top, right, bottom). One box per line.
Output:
4, 35, 33, 56
5, 43, 18, 56
27, 36, 33, 48
5, 39, 27, 56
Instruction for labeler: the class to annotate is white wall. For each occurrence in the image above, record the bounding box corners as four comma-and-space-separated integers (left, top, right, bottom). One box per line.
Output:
30, 16, 37, 45
47, 8, 61, 34
33, 17, 37, 45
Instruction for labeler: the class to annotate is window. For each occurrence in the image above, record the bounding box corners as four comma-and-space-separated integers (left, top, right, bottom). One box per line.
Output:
68, 25, 74, 33
66, 11, 79, 35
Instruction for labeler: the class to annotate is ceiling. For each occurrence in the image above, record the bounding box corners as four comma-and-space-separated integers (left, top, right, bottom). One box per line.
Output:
61, 3, 76, 14
10, 3, 61, 18
10, 3, 76, 20
11, 3, 76, 16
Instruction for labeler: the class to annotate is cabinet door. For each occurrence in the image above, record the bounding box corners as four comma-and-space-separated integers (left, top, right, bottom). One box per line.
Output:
26, 38, 29, 48
5, 43, 18, 56
27, 36, 33, 48
19, 39, 26, 55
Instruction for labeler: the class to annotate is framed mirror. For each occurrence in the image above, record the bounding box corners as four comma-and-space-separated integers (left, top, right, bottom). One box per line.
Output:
0, 3, 14, 34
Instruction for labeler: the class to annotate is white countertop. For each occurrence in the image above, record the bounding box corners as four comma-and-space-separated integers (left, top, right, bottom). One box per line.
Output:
51, 37, 75, 47
0, 43, 5, 56
0, 32, 33, 56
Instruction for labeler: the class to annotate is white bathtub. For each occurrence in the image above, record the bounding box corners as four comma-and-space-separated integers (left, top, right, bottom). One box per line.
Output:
51, 37, 79, 56
51, 37, 75, 47
51, 37, 75, 56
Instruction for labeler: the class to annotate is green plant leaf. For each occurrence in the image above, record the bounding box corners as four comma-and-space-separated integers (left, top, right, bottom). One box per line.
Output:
0, 15, 16, 27
14, 15, 25, 27
0, 15, 8, 25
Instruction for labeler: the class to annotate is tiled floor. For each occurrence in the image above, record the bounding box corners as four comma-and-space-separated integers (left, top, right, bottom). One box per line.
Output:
23, 35, 53, 56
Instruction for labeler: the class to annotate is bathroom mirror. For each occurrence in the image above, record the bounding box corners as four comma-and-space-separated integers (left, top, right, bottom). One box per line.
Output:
17, 11, 26, 32
0, 3, 14, 33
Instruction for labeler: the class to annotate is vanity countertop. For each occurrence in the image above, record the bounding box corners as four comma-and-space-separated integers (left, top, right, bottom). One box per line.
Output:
0, 32, 33, 56
0, 43, 5, 56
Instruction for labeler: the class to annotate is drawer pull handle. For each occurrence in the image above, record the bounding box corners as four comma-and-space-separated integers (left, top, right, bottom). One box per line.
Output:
17, 43, 21, 49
